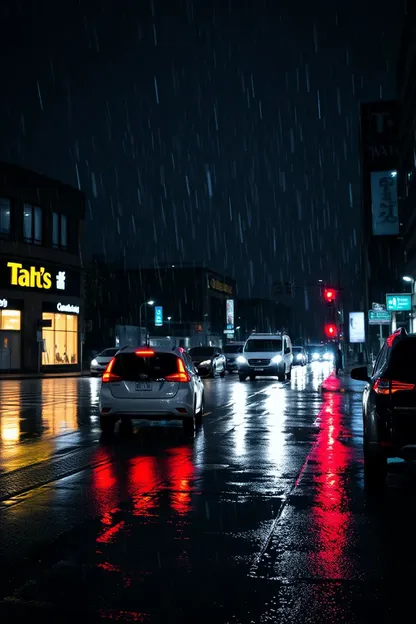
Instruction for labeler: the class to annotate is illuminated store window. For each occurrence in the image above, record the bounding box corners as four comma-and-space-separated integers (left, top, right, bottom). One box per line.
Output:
0, 310, 21, 331
41, 313, 78, 365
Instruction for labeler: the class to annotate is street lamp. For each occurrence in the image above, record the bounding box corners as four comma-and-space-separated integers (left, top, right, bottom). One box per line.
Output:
167, 316, 172, 333
139, 300, 154, 328
403, 276, 413, 283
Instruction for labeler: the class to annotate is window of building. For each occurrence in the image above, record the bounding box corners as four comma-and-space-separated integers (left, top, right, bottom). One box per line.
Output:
41, 312, 78, 365
23, 203, 42, 244
0, 310, 21, 331
0, 198, 11, 237
52, 212, 68, 250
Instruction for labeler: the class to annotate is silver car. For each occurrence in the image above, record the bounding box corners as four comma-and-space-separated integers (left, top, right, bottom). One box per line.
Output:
90, 347, 120, 376
99, 346, 204, 435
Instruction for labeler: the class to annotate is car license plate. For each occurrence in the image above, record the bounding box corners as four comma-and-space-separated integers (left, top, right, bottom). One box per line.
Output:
254, 368, 264, 372
135, 382, 152, 391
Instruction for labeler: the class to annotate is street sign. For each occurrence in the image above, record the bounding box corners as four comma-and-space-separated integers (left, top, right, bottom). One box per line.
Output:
368, 310, 391, 325
154, 306, 163, 327
372, 302, 386, 311
386, 294, 412, 312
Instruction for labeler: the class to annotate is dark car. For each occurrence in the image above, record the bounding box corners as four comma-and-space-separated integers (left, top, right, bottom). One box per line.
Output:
351, 327, 416, 487
292, 346, 307, 366
188, 346, 226, 378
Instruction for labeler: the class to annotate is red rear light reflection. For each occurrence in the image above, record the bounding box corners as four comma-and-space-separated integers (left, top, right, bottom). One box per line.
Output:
166, 358, 190, 382
135, 349, 155, 356
102, 358, 122, 383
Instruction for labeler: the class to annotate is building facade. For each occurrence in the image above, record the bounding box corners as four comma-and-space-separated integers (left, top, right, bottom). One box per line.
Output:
85, 262, 236, 350
0, 163, 85, 372
397, 3, 416, 282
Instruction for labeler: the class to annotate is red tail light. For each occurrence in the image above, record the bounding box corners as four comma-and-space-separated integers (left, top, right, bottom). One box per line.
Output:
165, 358, 190, 382
102, 357, 122, 383
135, 349, 155, 356
374, 378, 415, 395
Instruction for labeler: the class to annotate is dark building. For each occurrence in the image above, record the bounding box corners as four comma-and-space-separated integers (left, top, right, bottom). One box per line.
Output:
359, 101, 402, 346
0, 163, 85, 372
235, 298, 292, 340
85, 262, 236, 349
397, 3, 416, 283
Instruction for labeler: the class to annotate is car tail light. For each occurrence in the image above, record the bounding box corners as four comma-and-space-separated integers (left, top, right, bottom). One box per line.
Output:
165, 358, 190, 382
135, 349, 155, 356
102, 357, 122, 383
374, 378, 415, 395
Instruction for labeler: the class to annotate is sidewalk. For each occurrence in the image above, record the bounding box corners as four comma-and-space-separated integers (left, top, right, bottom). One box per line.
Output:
320, 369, 367, 394
0, 371, 91, 381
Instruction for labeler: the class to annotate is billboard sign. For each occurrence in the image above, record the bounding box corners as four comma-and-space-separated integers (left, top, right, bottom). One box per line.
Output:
370, 171, 399, 236
154, 306, 163, 327
368, 310, 391, 325
386, 294, 412, 312
226, 299, 234, 330
349, 312, 365, 343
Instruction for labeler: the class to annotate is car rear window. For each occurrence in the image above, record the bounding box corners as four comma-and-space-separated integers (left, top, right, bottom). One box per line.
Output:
189, 347, 215, 356
388, 339, 416, 382
244, 339, 282, 353
112, 352, 179, 381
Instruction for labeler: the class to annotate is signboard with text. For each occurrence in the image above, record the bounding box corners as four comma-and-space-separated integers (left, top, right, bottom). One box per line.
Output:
349, 312, 366, 343
386, 294, 412, 312
370, 171, 399, 236
154, 306, 163, 327
368, 310, 391, 325
226, 299, 234, 330
0, 259, 81, 297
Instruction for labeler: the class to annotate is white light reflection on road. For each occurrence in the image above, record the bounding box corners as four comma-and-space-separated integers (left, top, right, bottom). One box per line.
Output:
311, 362, 333, 391
291, 365, 307, 391
229, 382, 251, 457
263, 384, 287, 464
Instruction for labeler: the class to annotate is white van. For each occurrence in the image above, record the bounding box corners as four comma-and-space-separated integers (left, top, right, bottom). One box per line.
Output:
237, 333, 293, 382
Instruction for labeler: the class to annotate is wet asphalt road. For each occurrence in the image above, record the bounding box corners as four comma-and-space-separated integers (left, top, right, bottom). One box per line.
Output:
0, 365, 416, 622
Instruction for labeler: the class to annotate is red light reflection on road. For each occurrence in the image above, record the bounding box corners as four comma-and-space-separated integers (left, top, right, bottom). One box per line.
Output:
309, 392, 353, 578
166, 447, 194, 515
129, 455, 159, 516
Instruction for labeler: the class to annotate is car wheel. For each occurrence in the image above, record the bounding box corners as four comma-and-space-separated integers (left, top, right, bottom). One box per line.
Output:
195, 396, 204, 426
239, 374, 247, 382
286, 366, 292, 380
220, 369, 226, 377
100, 414, 116, 435
278, 371, 285, 381
183, 417, 195, 436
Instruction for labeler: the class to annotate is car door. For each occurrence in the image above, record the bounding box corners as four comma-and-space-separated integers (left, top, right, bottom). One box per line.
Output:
184, 353, 202, 410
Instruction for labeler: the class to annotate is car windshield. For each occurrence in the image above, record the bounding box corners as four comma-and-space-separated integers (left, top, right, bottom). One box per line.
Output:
244, 339, 283, 353
112, 352, 179, 381
189, 347, 216, 357
223, 345, 243, 354
293, 347, 303, 353
388, 338, 416, 382
99, 348, 119, 357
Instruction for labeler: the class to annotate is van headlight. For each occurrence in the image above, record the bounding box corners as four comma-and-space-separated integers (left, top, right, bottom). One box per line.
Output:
296, 354, 303, 360
271, 355, 282, 363
237, 355, 247, 364
91, 359, 98, 366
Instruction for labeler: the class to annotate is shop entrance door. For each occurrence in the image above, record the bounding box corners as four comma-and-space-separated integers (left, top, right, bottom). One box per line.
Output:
0, 331, 21, 370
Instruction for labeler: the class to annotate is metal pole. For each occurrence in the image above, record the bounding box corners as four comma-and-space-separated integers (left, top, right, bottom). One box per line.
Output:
379, 324, 383, 351
139, 302, 143, 328
391, 311, 397, 332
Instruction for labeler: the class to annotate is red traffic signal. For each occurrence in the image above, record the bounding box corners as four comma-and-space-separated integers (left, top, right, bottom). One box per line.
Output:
323, 288, 336, 303
324, 323, 338, 339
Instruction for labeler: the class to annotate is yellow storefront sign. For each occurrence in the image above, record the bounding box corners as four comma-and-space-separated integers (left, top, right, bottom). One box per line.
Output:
209, 277, 232, 296
7, 262, 52, 290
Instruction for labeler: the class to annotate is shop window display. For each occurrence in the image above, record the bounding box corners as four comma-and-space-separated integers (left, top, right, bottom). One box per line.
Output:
42, 312, 78, 365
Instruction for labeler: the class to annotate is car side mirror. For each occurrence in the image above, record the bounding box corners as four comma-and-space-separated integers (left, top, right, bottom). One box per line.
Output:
351, 366, 370, 382
194, 366, 199, 375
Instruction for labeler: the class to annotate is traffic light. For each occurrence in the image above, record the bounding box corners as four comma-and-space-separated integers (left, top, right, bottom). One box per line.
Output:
323, 288, 336, 306
324, 323, 338, 339
285, 282, 292, 296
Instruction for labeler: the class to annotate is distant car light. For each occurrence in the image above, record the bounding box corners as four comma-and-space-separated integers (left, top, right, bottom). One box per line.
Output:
198, 360, 211, 367
272, 355, 282, 363
237, 355, 247, 364
313, 353, 319, 360
91, 358, 98, 366
296, 354, 303, 360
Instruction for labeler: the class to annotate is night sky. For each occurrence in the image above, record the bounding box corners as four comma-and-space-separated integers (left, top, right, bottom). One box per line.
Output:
0, 0, 405, 333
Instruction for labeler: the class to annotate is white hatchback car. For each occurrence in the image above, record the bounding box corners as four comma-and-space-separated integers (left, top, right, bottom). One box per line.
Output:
99, 346, 204, 434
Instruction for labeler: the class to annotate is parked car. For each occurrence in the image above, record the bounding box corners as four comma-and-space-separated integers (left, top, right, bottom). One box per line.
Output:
292, 346, 307, 366
99, 346, 204, 435
90, 347, 120, 376
351, 327, 416, 487
223, 342, 245, 372
237, 332, 293, 382
188, 346, 226, 378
